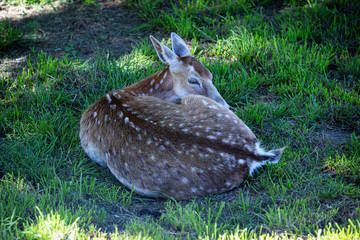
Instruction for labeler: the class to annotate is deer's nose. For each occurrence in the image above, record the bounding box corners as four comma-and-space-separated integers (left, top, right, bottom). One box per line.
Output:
215, 96, 230, 109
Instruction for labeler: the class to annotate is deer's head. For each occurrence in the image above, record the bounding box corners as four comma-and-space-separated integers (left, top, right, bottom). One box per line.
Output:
150, 33, 229, 108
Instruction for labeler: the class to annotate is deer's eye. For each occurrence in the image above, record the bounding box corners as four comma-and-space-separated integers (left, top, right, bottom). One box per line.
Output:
188, 76, 201, 86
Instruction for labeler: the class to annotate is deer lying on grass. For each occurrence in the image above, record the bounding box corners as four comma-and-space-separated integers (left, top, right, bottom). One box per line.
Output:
80, 33, 286, 199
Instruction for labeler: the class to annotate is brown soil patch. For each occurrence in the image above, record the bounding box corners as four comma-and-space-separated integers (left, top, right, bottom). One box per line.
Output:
313, 124, 353, 148
0, 0, 164, 78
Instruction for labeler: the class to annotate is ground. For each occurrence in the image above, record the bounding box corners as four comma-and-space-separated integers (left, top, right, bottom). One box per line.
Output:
0, 0, 164, 77
1, 0, 359, 238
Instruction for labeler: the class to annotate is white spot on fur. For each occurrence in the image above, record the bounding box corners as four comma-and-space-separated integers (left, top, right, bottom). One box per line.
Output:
110, 104, 116, 109
222, 139, 230, 144
106, 94, 111, 103
201, 99, 208, 105
181, 177, 189, 184
150, 79, 155, 86
93, 112, 97, 118
118, 111, 123, 118
124, 117, 129, 124
238, 159, 245, 164
244, 144, 252, 151
206, 147, 214, 153
207, 135, 217, 140
114, 93, 121, 99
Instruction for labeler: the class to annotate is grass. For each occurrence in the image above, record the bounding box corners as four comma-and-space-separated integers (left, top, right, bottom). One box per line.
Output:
1, 0, 360, 239
0, 20, 23, 51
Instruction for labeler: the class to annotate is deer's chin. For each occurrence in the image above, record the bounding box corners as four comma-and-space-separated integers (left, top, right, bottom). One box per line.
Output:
172, 98, 182, 104
164, 95, 182, 104
219, 101, 230, 109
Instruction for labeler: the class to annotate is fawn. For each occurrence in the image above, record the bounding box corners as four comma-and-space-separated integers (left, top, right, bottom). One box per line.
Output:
80, 33, 286, 199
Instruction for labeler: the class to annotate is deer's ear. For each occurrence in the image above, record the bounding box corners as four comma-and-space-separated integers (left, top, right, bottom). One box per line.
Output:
150, 35, 177, 66
171, 32, 191, 57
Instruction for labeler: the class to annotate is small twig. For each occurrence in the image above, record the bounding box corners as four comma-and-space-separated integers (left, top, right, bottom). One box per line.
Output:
193, 25, 216, 42
200, 3, 226, 20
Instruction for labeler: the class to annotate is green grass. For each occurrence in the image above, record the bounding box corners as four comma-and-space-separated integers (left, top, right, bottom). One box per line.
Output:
0, 20, 23, 51
1, 0, 360, 239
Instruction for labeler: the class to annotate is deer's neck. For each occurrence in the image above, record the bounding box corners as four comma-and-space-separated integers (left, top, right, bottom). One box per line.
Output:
122, 67, 176, 101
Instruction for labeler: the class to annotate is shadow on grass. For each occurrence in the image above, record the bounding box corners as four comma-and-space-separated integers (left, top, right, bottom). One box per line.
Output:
0, 1, 153, 60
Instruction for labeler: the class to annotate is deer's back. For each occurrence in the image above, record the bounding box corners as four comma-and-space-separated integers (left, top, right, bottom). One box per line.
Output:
80, 91, 260, 199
